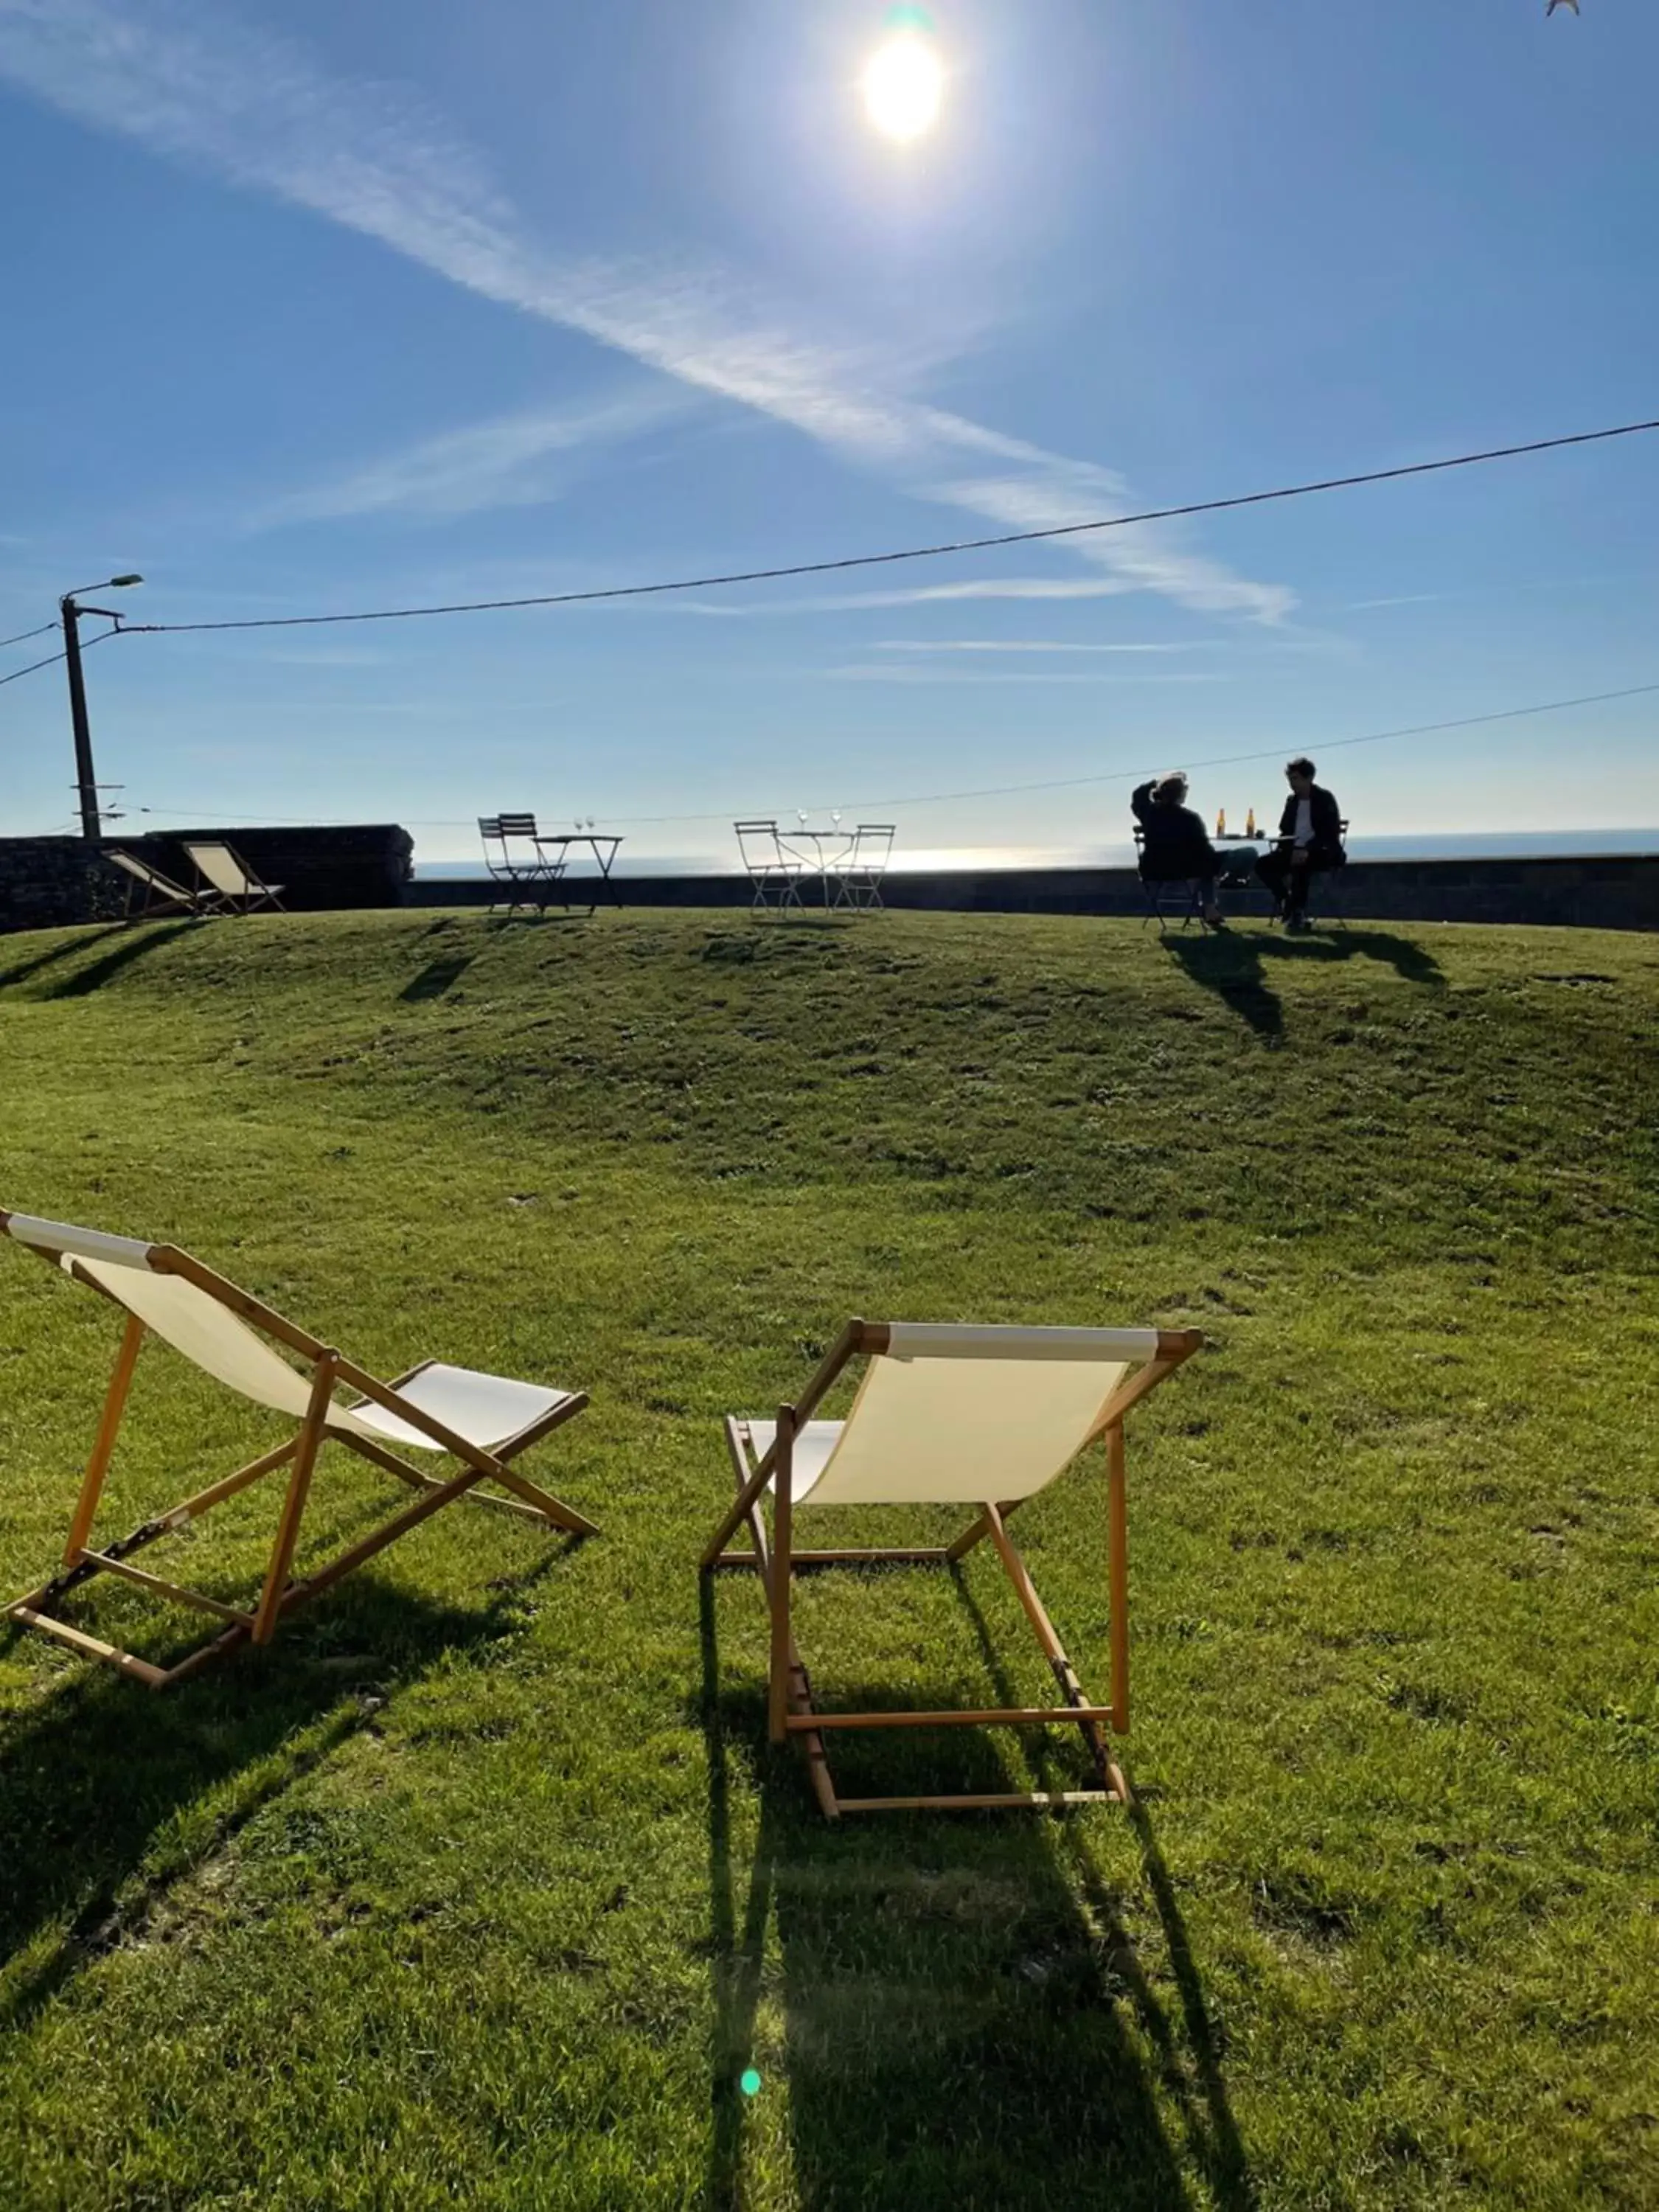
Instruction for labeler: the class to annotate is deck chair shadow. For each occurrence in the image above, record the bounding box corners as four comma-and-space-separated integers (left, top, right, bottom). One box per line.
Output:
0, 1211, 596, 1690
106, 849, 206, 922
701, 1319, 1201, 1817
183, 841, 285, 915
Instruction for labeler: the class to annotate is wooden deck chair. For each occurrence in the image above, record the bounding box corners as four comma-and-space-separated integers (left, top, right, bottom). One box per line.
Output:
182, 840, 286, 915
106, 849, 204, 921
701, 1319, 1202, 1818
0, 1211, 595, 1689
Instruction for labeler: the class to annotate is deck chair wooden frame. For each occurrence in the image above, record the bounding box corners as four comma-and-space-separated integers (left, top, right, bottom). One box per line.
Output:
700, 1318, 1201, 1818
0, 1211, 596, 1690
106, 849, 204, 922
182, 841, 286, 916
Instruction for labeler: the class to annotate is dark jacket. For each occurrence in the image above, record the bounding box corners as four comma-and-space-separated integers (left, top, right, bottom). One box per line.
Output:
1132, 782, 1218, 877
1277, 785, 1346, 869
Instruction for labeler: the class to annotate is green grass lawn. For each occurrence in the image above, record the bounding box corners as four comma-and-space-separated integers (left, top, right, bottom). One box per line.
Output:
0, 905, 1655, 2211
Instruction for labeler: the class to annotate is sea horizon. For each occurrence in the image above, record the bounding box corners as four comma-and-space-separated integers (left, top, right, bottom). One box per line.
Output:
415, 825, 1659, 879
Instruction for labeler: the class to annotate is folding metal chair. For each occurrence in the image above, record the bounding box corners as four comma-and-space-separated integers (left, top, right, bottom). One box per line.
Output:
0, 1211, 595, 1688
1305, 818, 1352, 931
1262, 817, 1352, 933
734, 821, 804, 917
479, 815, 563, 915
1133, 830, 1206, 933
832, 824, 895, 913
703, 1318, 1202, 1817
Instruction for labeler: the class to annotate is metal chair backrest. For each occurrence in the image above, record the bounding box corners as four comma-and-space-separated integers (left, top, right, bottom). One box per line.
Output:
835, 824, 894, 911
479, 814, 543, 883
734, 820, 786, 877
851, 823, 894, 876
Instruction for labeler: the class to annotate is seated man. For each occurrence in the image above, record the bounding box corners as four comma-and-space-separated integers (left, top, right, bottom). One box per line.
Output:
1131, 771, 1226, 928
1256, 756, 1345, 933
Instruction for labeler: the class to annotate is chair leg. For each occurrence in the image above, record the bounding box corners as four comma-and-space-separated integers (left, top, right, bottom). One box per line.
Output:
252, 1356, 336, 1644
768, 1405, 795, 1745
984, 1504, 1122, 1796
1107, 1423, 1130, 1735
63, 1314, 145, 1565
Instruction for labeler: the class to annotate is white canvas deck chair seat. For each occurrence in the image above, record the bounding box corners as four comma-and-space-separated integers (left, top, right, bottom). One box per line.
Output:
702, 1319, 1201, 1818
1, 1211, 595, 1689
183, 840, 285, 915
107, 849, 204, 921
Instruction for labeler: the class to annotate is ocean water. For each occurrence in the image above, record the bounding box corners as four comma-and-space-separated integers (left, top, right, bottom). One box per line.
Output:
416, 827, 1659, 879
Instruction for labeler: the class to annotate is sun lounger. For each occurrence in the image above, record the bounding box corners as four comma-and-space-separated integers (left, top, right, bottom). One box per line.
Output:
0, 1210, 594, 1688
703, 1319, 1202, 1816
183, 840, 285, 914
106, 849, 204, 920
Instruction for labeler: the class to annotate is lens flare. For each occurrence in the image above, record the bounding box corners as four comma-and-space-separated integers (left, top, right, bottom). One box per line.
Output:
862, 32, 944, 142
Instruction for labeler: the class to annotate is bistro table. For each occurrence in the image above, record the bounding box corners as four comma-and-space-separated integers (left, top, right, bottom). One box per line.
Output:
776, 826, 857, 909
533, 830, 626, 908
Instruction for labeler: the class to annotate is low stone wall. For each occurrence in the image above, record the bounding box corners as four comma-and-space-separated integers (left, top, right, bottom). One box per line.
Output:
7, 835, 1650, 935
0, 825, 414, 933
405, 852, 1659, 933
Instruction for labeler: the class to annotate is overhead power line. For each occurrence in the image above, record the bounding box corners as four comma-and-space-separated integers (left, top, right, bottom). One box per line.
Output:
0, 621, 56, 654
0, 625, 121, 693
121, 415, 1659, 637
0, 646, 72, 689
126, 676, 1659, 831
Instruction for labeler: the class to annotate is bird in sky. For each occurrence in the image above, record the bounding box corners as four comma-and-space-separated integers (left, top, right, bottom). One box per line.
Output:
1545, 1, 1579, 15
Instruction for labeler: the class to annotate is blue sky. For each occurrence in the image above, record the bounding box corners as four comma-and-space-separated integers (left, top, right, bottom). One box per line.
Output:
1, 0, 1655, 862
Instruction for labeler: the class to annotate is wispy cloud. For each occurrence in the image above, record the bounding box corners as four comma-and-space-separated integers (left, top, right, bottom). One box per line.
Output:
264, 382, 693, 524
647, 576, 1147, 616
0, 1, 1294, 623
1344, 592, 1444, 611
827, 666, 1228, 686
874, 638, 1224, 655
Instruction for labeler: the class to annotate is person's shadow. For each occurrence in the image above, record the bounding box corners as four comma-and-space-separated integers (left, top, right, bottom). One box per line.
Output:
0, 1574, 549, 2033
698, 1579, 1254, 2210
1163, 925, 1444, 1043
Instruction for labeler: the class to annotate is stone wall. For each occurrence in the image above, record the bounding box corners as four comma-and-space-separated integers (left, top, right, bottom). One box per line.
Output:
0, 825, 414, 933
7, 834, 1651, 936
403, 852, 1659, 933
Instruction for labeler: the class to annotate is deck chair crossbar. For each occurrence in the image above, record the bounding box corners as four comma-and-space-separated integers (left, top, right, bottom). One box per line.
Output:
0, 1210, 595, 1688
701, 1318, 1201, 1817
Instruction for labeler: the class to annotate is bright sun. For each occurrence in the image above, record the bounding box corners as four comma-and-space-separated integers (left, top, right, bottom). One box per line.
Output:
862, 34, 944, 142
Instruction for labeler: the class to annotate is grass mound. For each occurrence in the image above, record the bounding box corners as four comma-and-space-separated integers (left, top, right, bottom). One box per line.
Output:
0, 908, 1655, 2209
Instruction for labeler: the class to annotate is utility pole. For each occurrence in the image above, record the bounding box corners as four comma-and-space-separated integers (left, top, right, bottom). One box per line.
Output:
57, 575, 143, 842
61, 597, 100, 842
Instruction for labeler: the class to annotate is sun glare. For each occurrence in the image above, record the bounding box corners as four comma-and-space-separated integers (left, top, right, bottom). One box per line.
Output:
862, 33, 944, 142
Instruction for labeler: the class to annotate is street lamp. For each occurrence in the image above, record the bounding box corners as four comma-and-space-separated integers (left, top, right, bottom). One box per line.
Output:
60, 574, 143, 841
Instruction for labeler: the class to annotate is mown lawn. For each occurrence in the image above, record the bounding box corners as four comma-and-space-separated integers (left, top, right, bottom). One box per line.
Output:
0, 905, 1655, 2211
